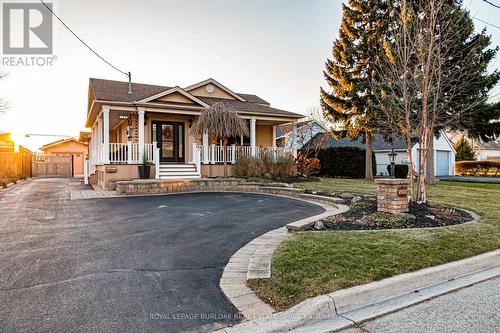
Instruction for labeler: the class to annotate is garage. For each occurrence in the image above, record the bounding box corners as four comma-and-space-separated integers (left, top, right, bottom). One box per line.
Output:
436, 150, 451, 176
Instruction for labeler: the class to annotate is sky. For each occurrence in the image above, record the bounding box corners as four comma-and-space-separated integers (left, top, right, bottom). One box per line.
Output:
0, 0, 498, 151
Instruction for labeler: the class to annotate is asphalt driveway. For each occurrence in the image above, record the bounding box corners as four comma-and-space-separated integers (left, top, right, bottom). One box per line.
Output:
0, 178, 324, 333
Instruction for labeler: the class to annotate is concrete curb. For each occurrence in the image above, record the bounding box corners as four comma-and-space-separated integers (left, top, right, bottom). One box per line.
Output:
218, 194, 349, 322
214, 249, 500, 333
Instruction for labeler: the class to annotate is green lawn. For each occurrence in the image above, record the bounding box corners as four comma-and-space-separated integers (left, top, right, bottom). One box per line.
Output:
247, 179, 500, 311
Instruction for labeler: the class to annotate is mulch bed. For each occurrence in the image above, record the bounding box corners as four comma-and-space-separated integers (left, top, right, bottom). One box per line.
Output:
305, 192, 472, 230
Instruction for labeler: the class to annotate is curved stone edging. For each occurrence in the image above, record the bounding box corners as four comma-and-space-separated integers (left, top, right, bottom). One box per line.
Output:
218, 194, 349, 321
215, 250, 500, 333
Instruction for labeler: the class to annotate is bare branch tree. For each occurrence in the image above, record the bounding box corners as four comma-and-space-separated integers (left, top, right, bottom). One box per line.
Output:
375, 0, 486, 202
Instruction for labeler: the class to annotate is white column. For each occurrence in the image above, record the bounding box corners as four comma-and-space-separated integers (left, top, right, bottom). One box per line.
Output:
203, 129, 209, 164
272, 124, 277, 161
231, 144, 236, 164
138, 108, 145, 161
250, 117, 256, 157
102, 106, 110, 164
96, 116, 102, 163
292, 121, 297, 159
127, 141, 132, 164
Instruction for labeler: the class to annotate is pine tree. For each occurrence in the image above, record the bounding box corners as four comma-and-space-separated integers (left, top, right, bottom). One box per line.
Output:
454, 136, 475, 161
320, 0, 391, 180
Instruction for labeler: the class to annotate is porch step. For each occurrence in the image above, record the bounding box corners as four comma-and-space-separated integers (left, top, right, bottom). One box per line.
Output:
158, 163, 201, 180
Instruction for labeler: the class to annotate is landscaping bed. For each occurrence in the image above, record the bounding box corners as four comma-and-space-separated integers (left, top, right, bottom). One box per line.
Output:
247, 179, 499, 311
307, 193, 472, 230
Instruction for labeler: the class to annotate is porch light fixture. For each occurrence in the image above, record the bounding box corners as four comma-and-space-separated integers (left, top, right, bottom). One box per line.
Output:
119, 115, 129, 120
388, 148, 397, 178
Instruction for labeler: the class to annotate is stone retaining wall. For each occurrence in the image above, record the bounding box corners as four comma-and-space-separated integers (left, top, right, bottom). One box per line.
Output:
114, 179, 345, 209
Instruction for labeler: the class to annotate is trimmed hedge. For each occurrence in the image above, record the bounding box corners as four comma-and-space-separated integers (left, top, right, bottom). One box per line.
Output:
387, 164, 409, 178
455, 160, 500, 176
315, 147, 376, 179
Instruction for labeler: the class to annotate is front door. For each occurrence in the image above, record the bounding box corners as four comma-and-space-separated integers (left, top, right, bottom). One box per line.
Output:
153, 121, 185, 163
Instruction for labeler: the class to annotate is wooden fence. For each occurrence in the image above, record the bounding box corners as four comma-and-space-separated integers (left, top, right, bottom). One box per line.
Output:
0, 147, 32, 184
32, 154, 73, 177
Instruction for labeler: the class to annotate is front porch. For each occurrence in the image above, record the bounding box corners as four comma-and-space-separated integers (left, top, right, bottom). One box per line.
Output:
85, 106, 296, 187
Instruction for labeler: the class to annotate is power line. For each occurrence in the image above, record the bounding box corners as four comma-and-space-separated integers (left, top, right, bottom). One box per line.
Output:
481, 0, 500, 9
40, 0, 129, 77
473, 16, 500, 30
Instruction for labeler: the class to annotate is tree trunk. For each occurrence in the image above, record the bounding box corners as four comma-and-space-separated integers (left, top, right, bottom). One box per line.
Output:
416, 127, 428, 203
406, 135, 416, 202
425, 130, 436, 185
365, 132, 374, 180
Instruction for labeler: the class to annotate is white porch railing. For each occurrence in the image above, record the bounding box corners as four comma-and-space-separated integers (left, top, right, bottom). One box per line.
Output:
85, 142, 161, 181
192, 145, 294, 165
107, 143, 156, 163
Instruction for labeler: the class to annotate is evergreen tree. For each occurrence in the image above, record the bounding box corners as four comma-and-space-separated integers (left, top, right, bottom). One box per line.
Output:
457, 102, 500, 142
320, 0, 391, 180
454, 136, 475, 161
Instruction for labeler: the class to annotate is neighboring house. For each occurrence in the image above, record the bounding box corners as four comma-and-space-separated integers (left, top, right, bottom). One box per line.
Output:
475, 140, 500, 161
447, 131, 500, 161
86, 78, 302, 188
0, 133, 14, 152
40, 138, 88, 177
305, 131, 456, 176
276, 120, 326, 150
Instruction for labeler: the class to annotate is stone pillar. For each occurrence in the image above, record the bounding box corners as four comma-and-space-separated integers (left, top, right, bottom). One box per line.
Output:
375, 179, 409, 213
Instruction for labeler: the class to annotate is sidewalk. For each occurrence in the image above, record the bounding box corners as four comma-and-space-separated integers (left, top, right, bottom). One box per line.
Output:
339, 277, 499, 333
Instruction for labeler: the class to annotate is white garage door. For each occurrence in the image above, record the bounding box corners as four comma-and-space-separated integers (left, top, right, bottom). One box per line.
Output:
436, 150, 450, 176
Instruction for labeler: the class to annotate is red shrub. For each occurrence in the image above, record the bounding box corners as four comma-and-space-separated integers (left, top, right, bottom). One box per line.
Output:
296, 152, 321, 177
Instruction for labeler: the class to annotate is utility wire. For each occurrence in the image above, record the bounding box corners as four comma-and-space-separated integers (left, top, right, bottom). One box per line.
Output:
473, 16, 500, 30
40, 0, 129, 77
481, 0, 500, 9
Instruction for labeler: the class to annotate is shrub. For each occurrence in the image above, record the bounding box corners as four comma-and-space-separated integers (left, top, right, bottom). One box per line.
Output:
314, 147, 376, 178
234, 155, 265, 177
271, 155, 296, 178
455, 160, 500, 176
296, 152, 320, 177
386, 164, 409, 178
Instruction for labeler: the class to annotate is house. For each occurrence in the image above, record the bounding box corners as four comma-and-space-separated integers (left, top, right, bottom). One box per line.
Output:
276, 120, 327, 150
85, 78, 302, 188
0, 133, 14, 152
447, 131, 500, 161
305, 131, 456, 176
40, 138, 89, 177
475, 140, 500, 161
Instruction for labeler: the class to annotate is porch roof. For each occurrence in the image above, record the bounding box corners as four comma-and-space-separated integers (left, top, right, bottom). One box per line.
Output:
87, 78, 303, 127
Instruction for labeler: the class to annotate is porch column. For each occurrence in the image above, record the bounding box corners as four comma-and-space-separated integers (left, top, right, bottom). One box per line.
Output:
292, 121, 297, 159
138, 107, 145, 161
102, 106, 110, 164
96, 116, 102, 163
250, 117, 256, 157
203, 129, 209, 164
272, 124, 277, 161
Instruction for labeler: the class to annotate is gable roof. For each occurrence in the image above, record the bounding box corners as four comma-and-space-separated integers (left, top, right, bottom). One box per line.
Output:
88, 78, 302, 120
276, 120, 326, 138
40, 138, 87, 151
197, 97, 300, 118
136, 86, 210, 107
304, 133, 412, 151
90, 78, 169, 103
184, 78, 246, 101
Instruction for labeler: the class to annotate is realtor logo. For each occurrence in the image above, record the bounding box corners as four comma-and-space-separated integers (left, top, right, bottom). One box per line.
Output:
2, 2, 53, 54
